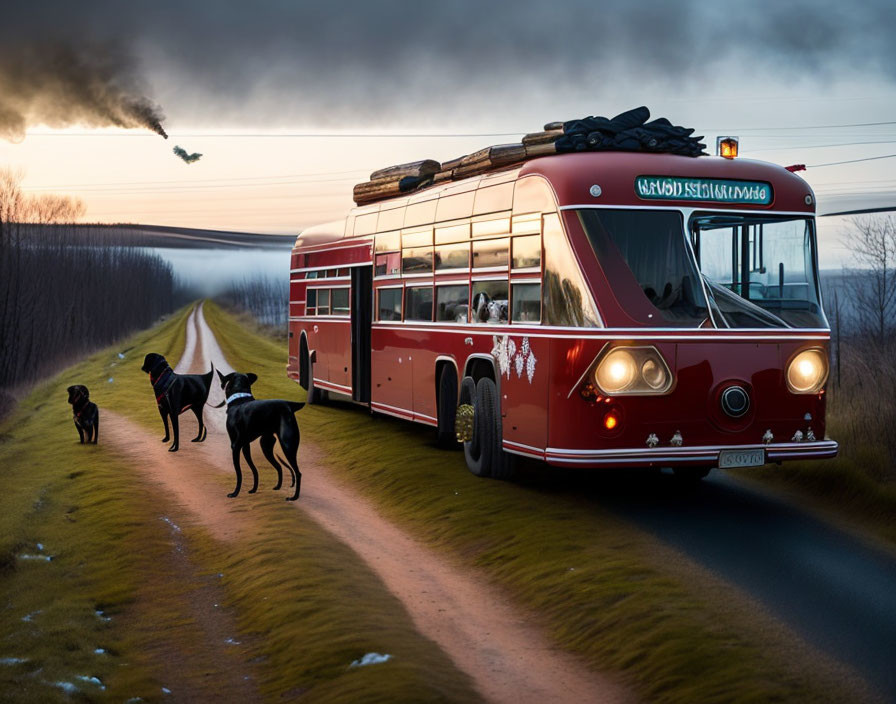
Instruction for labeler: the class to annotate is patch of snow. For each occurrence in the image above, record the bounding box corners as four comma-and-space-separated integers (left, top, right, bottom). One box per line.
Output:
36, 543, 44, 551
95, 610, 111, 622
125, 698, 144, 704
160, 516, 181, 532
18, 554, 52, 562
0, 657, 27, 665
350, 652, 392, 668
94, 648, 106, 655
162, 686, 172, 695
54, 681, 78, 694
118, 353, 125, 359
22, 610, 41, 622
77, 675, 106, 690
107, 377, 114, 383
224, 637, 241, 645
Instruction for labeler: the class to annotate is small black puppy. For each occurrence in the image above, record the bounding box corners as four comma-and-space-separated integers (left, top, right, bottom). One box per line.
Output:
217, 370, 304, 501
142, 353, 214, 452
67, 385, 99, 444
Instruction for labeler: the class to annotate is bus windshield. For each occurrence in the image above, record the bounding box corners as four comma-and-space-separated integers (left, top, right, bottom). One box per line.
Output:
691, 214, 827, 328
578, 209, 710, 327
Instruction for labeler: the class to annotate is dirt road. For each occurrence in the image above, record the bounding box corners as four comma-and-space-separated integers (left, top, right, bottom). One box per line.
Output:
102, 304, 630, 704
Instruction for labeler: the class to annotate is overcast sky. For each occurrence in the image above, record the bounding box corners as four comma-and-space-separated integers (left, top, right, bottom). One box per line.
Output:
1, 0, 895, 265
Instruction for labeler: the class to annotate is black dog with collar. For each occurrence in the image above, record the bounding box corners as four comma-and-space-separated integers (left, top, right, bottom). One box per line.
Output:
141, 353, 214, 452
67, 385, 99, 444
217, 370, 305, 500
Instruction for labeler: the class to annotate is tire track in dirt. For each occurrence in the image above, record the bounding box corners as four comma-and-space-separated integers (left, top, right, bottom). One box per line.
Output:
181, 303, 631, 704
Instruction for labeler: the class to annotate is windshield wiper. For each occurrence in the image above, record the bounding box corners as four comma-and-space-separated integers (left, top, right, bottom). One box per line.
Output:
704, 278, 791, 328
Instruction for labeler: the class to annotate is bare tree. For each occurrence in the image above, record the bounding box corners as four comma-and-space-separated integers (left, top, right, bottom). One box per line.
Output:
841, 216, 896, 343
0, 167, 185, 390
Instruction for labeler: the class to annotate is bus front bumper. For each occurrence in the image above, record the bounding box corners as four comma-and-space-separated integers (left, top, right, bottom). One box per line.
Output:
527, 440, 839, 468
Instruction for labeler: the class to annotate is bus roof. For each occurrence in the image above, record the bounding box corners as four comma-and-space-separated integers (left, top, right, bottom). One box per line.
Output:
295, 152, 814, 248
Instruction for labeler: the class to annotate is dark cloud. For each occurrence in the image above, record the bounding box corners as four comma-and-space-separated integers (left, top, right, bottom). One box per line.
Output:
1, 0, 894, 134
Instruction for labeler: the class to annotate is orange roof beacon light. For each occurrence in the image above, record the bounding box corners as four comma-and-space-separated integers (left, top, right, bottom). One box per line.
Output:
716, 136, 739, 159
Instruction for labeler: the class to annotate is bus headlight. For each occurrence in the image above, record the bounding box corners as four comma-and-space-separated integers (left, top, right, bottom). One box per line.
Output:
786, 348, 828, 394
594, 346, 673, 395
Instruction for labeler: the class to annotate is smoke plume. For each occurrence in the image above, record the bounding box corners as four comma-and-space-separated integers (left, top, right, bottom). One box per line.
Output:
173, 146, 202, 164
0, 42, 166, 142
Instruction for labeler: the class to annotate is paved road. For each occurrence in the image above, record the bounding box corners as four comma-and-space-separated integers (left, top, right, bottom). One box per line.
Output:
554, 469, 896, 701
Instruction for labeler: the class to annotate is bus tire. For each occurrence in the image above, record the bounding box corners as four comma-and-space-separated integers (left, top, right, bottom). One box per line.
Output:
476, 377, 515, 480
437, 364, 459, 449
460, 377, 489, 477
305, 354, 326, 405
672, 467, 711, 483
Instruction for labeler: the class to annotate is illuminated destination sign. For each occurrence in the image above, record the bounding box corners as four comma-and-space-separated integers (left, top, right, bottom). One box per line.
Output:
635, 176, 773, 205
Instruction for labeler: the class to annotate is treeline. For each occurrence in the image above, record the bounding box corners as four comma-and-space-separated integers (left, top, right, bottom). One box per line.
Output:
823, 216, 896, 480
217, 276, 288, 328
0, 168, 185, 395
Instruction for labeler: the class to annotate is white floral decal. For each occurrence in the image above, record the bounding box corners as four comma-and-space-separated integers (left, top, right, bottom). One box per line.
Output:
491, 335, 511, 378
491, 335, 537, 384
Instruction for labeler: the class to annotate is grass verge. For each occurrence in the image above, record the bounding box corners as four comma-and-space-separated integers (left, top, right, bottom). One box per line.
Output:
0, 304, 478, 703
204, 299, 877, 704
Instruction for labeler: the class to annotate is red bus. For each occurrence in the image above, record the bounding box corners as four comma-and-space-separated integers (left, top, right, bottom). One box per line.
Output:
287, 150, 837, 480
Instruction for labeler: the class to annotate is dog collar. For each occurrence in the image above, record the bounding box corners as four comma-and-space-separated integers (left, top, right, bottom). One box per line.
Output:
225, 392, 254, 405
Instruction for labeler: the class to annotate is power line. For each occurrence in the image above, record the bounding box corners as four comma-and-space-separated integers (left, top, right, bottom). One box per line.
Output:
23, 168, 372, 191
751, 140, 896, 153
21, 119, 896, 140
807, 153, 896, 168
723, 120, 896, 131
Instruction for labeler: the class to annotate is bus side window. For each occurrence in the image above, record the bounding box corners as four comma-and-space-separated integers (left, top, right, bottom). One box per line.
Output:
376, 252, 400, 276
472, 238, 509, 269
332, 288, 350, 316
306, 288, 317, 316
511, 283, 541, 323
436, 284, 469, 323
377, 288, 402, 321
513, 176, 556, 214
471, 281, 508, 324
542, 213, 600, 327
405, 286, 433, 321
316, 289, 330, 316
512, 235, 541, 269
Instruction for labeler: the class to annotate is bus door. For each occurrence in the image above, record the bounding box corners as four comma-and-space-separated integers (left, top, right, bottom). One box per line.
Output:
351, 266, 372, 403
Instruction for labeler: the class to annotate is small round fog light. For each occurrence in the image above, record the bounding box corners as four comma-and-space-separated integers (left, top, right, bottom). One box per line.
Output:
721, 386, 750, 418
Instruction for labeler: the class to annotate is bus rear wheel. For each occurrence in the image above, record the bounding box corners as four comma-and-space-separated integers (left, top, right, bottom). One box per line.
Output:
437, 364, 459, 448
305, 352, 326, 405
462, 376, 514, 480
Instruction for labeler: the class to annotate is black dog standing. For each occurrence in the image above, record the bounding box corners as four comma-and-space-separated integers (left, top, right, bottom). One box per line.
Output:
67, 385, 99, 444
141, 353, 214, 452
216, 371, 304, 501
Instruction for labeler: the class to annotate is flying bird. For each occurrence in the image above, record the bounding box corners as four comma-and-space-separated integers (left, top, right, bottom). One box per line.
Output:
173, 146, 202, 164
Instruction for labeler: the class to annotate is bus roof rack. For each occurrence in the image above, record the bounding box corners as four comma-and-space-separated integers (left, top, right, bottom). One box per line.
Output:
353, 106, 707, 205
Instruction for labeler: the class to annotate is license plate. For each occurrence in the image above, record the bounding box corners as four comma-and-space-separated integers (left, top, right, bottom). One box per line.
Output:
718, 448, 765, 469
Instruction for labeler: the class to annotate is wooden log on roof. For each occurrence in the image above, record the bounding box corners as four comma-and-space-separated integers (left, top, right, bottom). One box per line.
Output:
369, 159, 441, 181
440, 155, 466, 171
544, 121, 563, 131
524, 141, 558, 158
522, 130, 562, 146
353, 176, 405, 205
453, 143, 526, 179
432, 170, 454, 184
